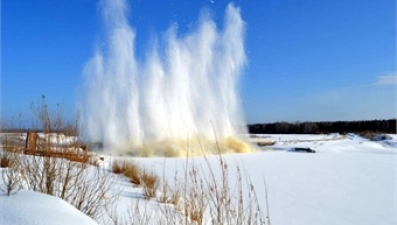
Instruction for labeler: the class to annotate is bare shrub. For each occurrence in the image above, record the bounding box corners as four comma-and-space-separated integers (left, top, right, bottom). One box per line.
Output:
15, 153, 117, 221
1, 168, 23, 196
68, 166, 117, 221
0, 151, 27, 196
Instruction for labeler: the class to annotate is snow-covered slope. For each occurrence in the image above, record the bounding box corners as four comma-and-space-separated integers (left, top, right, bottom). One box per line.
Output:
0, 189, 98, 225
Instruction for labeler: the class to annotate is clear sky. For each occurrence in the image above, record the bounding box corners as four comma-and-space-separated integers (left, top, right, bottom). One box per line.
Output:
1, 0, 396, 126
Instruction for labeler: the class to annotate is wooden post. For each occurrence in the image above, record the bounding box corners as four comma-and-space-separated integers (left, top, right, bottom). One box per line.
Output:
25, 132, 38, 155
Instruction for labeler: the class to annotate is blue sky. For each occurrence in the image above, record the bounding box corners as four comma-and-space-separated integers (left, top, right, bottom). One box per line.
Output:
1, 0, 396, 126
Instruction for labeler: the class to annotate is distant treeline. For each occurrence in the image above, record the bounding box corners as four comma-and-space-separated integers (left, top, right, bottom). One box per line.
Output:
247, 119, 397, 134
2, 119, 396, 135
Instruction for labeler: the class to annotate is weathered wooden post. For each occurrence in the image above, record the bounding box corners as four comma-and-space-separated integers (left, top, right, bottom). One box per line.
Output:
25, 132, 38, 155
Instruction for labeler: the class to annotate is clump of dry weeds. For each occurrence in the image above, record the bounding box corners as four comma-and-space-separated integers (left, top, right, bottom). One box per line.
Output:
112, 160, 141, 185
112, 159, 160, 199
140, 170, 160, 199
0, 152, 15, 168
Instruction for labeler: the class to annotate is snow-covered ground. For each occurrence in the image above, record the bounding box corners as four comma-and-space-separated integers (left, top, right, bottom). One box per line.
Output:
252, 133, 397, 154
1, 133, 396, 225
0, 189, 98, 225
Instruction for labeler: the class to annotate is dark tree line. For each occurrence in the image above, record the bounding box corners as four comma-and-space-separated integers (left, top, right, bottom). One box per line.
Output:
247, 119, 397, 134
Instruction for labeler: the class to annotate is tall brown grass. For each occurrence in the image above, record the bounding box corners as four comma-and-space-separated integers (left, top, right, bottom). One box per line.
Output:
112, 160, 141, 185
140, 170, 160, 199
108, 154, 270, 225
111, 159, 160, 199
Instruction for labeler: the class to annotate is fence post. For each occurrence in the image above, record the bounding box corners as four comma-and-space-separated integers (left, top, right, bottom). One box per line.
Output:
25, 132, 38, 155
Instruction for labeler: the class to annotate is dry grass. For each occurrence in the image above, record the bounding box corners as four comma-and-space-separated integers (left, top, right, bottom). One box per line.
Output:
125, 163, 141, 186
112, 160, 141, 185
140, 170, 160, 199
0, 152, 15, 168
112, 155, 270, 225
110, 159, 162, 200
111, 159, 160, 199
105, 133, 271, 225
112, 160, 125, 174
158, 180, 181, 207
182, 167, 208, 224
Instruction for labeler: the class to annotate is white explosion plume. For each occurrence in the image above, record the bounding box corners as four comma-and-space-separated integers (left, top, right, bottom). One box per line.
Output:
81, 0, 249, 156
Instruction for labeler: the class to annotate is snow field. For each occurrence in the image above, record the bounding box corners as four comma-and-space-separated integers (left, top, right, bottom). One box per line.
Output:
1, 133, 396, 225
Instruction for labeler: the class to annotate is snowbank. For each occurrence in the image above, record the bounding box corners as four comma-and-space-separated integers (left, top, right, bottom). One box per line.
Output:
0, 189, 98, 225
